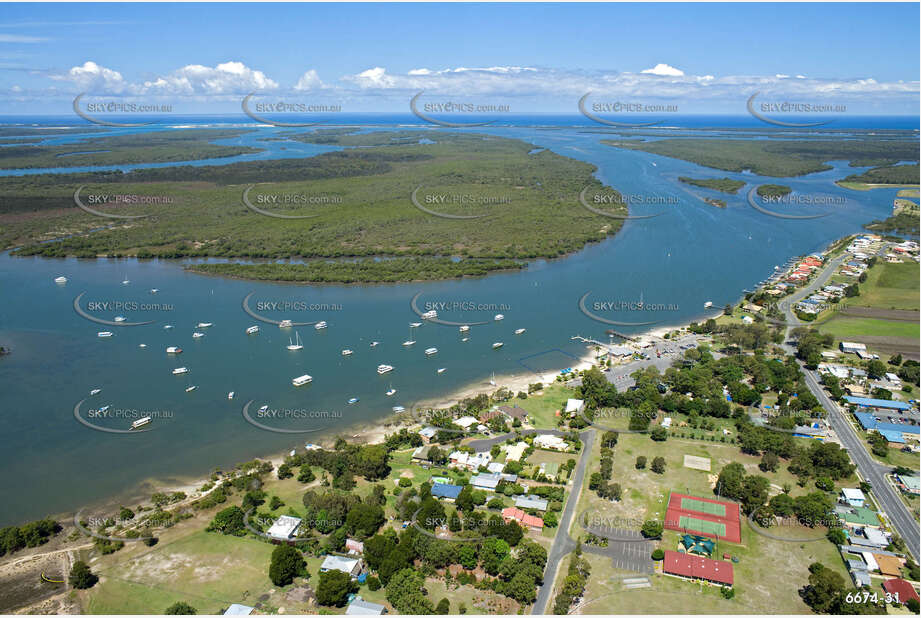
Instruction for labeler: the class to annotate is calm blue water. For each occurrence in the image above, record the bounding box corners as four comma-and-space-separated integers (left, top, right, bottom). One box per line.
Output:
0, 115, 915, 523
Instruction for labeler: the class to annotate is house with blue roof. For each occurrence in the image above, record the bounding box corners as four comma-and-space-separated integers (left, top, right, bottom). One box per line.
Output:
845, 396, 912, 411
854, 412, 919, 444
430, 483, 463, 501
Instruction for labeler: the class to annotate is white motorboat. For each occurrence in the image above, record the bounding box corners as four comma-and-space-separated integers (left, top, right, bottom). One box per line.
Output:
409, 322, 422, 328
138, 343, 147, 348
164, 324, 173, 330
130, 417, 151, 430
292, 374, 313, 387
54, 276, 67, 284
421, 310, 438, 320
314, 321, 328, 330
342, 349, 354, 356
347, 397, 359, 405
459, 325, 470, 332
287, 332, 303, 351
492, 342, 504, 349
437, 368, 446, 374
166, 346, 182, 354
279, 319, 293, 328
704, 301, 713, 309
196, 322, 213, 328
89, 388, 102, 396
461, 337, 469, 342
114, 316, 127, 323
172, 367, 189, 375
425, 347, 438, 356
514, 328, 526, 335
392, 406, 405, 412
402, 339, 416, 347
377, 364, 394, 375
494, 314, 504, 321
228, 391, 235, 400
246, 325, 260, 334
386, 385, 396, 396
192, 332, 205, 339
97, 331, 113, 338
185, 385, 197, 393
370, 341, 380, 347
149, 288, 159, 294
258, 404, 269, 414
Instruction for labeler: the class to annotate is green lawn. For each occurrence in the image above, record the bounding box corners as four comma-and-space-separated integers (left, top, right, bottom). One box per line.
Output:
820, 317, 919, 339
850, 262, 920, 311
520, 384, 576, 429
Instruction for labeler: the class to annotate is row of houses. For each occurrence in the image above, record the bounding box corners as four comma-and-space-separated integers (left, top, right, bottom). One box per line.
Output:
796, 284, 845, 315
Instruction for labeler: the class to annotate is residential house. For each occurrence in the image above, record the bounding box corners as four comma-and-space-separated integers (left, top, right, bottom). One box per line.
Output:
501, 507, 544, 532
267, 515, 302, 542
320, 555, 363, 578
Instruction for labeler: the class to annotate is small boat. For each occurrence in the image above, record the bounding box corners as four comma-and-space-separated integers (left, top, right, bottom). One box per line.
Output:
121, 278, 130, 286
437, 368, 446, 374
292, 374, 313, 386
113, 315, 127, 323
425, 347, 438, 356
492, 342, 504, 349
409, 322, 422, 329
494, 314, 504, 321
246, 325, 260, 334
139, 343, 147, 348
185, 385, 197, 392
192, 332, 205, 339
258, 404, 269, 414
278, 319, 293, 328
489, 373, 496, 386
402, 339, 416, 347
287, 332, 303, 351
89, 388, 101, 396
392, 405, 405, 412
386, 386, 396, 396
314, 321, 328, 330
196, 322, 213, 329
370, 341, 380, 347
164, 324, 173, 330
130, 417, 151, 430
97, 331, 113, 338
98, 405, 110, 413
149, 288, 159, 294
54, 276, 67, 284
704, 301, 713, 309
459, 325, 470, 332
172, 367, 189, 375
514, 328, 526, 335
461, 337, 469, 342
166, 346, 182, 354
342, 349, 354, 356
377, 364, 394, 375
422, 310, 438, 320
347, 397, 359, 405
227, 391, 235, 400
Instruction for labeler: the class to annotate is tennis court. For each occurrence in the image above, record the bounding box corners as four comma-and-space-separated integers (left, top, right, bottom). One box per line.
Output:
678, 515, 726, 537
681, 497, 726, 517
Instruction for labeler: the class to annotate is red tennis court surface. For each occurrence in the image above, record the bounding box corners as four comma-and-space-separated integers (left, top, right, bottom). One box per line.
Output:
664, 492, 741, 543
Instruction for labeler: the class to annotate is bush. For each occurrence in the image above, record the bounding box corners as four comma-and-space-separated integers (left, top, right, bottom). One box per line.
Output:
165, 602, 197, 615
69, 561, 98, 589
367, 575, 381, 591
635, 456, 647, 470
651, 548, 664, 560
398, 477, 412, 488
269, 544, 306, 586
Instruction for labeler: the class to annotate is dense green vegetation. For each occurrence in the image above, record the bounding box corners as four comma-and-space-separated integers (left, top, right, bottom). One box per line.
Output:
604, 137, 919, 177
842, 163, 920, 186
0, 129, 257, 169
678, 177, 745, 193
4, 131, 628, 282
0, 517, 61, 555
185, 257, 525, 283
756, 184, 792, 198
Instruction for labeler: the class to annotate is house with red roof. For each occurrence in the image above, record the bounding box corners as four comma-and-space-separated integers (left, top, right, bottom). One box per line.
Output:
663, 550, 733, 587
501, 506, 543, 532
882, 578, 919, 604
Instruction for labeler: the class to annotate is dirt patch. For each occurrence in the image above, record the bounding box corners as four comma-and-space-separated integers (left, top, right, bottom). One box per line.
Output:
840, 307, 920, 322
838, 335, 920, 361
0, 548, 74, 613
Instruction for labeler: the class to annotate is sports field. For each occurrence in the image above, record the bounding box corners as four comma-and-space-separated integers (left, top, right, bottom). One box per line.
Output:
664, 492, 741, 543
678, 515, 727, 537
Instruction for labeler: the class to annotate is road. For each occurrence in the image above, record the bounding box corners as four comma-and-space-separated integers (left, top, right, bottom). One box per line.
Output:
780, 247, 919, 561
531, 428, 595, 615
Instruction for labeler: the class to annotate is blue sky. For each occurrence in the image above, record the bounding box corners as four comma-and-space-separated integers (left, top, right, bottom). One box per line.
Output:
1, 3, 918, 114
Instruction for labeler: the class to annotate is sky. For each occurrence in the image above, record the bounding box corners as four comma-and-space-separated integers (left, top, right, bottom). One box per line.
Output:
0, 2, 919, 115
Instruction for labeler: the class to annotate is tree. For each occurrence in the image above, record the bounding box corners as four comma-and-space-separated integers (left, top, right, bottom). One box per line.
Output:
641, 520, 663, 539
367, 575, 381, 591
759, 452, 779, 473
826, 528, 846, 545
316, 569, 355, 606
386, 568, 434, 614
801, 563, 846, 614
635, 456, 647, 469
651, 456, 666, 474
298, 466, 316, 483
69, 561, 98, 589
650, 427, 668, 441
866, 360, 887, 379
165, 602, 197, 615
268, 544, 306, 586
206, 506, 246, 536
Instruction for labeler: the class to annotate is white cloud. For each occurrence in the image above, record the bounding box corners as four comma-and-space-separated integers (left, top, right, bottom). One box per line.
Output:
142, 61, 278, 95
50, 61, 129, 93
293, 69, 324, 91
0, 34, 47, 43
641, 63, 684, 77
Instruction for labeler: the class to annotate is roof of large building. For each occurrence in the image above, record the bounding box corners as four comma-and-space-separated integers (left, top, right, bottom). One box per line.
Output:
841, 487, 866, 501
501, 506, 544, 529
345, 599, 386, 615
846, 397, 912, 411
471, 473, 502, 489
838, 506, 882, 527
321, 555, 361, 574
514, 496, 549, 511
874, 554, 904, 577
663, 550, 734, 586
431, 483, 463, 499
898, 474, 921, 491
224, 604, 254, 615
497, 405, 529, 420
882, 579, 920, 604
854, 411, 919, 434
879, 429, 907, 444
267, 515, 302, 540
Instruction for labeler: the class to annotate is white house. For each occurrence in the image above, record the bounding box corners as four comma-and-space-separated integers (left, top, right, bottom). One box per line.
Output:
565, 399, 585, 417
504, 442, 528, 462
320, 555, 363, 577
840, 487, 866, 508
267, 515, 302, 541
534, 434, 568, 451
455, 416, 479, 429
840, 342, 868, 355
